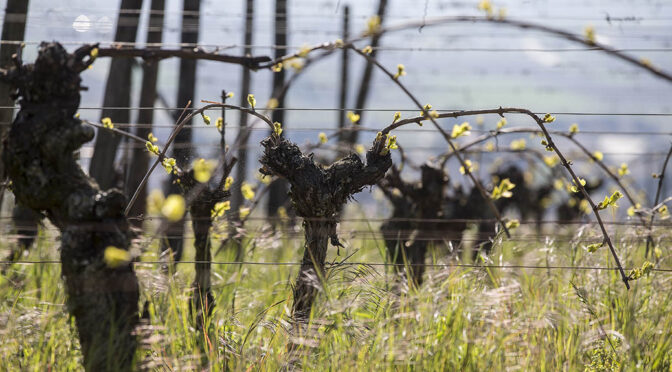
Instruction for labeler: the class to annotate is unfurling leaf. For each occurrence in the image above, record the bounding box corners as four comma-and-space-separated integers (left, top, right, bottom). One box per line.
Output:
491, 178, 516, 200
104, 246, 131, 268
274, 122, 283, 137
201, 113, 211, 125
211, 201, 231, 218
586, 242, 603, 253
161, 194, 186, 222
145, 141, 160, 156
224, 176, 234, 191
451, 122, 472, 139
543, 113, 555, 123
347, 111, 361, 124
247, 94, 256, 109
241, 183, 255, 200
102, 117, 114, 129
193, 158, 217, 183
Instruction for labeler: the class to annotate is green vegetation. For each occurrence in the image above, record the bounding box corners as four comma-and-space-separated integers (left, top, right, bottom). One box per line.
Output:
2, 221, 671, 371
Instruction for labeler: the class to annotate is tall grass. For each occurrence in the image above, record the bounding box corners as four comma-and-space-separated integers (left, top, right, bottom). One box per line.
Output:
1, 219, 671, 371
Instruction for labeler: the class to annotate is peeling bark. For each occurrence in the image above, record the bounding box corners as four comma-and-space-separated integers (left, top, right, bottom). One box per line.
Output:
1, 43, 139, 371
260, 136, 391, 321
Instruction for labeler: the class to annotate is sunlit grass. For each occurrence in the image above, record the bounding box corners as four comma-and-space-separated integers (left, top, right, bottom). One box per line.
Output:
1, 221, 671, 371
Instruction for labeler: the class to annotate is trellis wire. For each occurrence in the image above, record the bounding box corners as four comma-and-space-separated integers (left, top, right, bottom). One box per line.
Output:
8, 8, 672, 21
3, 215, 668, 226
6, 120, 672, 137
2, 260, 671, 273
1, 105, 670, 116
3, 40, 672, 53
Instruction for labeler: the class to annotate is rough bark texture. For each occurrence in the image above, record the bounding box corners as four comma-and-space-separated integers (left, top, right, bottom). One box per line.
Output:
88, 0, 143, 190
0, 0, 29, 211
125, 0, 165, 229
6, 203, 42, 260
260, 136, 391, 321
176, 159, 234, 326
379, 164, 450, 286
1, 43, 139, 371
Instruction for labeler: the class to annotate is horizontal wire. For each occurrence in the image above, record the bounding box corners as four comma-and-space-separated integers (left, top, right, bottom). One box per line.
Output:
7, 14, 672, 27
3, 40, 672, 53
0, 230, 667, 242
2, 25, 671, 38
2, 218, 667, 227
71, 141, 672, 155
7, 12, 672, 25
1, 260, 671, 273
2, 117, 670, 136
4, 121, 668, 137
2, 215, 669, 226
1, 106, 670, 116
0, 233, 665, 243
10, 139, 672, 152
13, 9, 672, 21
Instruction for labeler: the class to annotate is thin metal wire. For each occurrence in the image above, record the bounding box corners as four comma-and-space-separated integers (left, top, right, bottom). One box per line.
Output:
5, 21, 672, 39
3, 40, 672, 53
1, 106, 670, 116
4, 119, 672, 137
1, 215, 668, 226
9, 8, 672, 21
2, 259, 671, 273
0, 235, 666, 245
71, 141, 672, 156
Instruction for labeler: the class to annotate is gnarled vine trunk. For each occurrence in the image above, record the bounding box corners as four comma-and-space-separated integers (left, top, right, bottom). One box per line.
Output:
176, 161, 234, 327
1, 43, 139, 371
379, 163, 448, 286
292, 219, 334, 320
260, 136, 391, 322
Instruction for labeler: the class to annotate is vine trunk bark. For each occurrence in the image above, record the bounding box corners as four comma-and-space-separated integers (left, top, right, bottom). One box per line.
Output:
260, 135, 391, 322
1, 42, 139, 371
292, 219, 333, 321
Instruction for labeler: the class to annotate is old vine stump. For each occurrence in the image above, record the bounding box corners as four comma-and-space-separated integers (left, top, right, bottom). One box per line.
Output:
176, 160, 234, 327
1, 42, 139, 370
379, 163, 449, 286
260, 135, 391, 322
